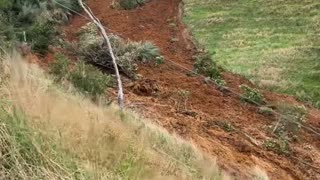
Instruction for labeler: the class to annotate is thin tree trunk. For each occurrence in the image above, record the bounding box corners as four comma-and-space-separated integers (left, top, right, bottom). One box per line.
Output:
78, 0, 124, 110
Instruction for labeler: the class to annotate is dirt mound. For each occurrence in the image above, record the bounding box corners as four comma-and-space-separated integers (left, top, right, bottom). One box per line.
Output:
129, 79, 160, 96
63, 0, 320, 179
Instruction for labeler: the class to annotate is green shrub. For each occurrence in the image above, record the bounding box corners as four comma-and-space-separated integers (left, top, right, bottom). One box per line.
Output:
263, 138, 290, 155
193, 52, 220, 79
49, 54, 70, 82
118, 0, 145, 10
28, 22, 56, 55
138, 41, 161, 62
0, 0, 13, 9
240, 84, 265, 105
69, 62, 113, 97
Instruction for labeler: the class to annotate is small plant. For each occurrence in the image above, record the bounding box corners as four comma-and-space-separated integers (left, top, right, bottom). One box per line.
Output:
263, 138, 290, 155
69, 61, 113, 97
193, 52, 220, 79
118, 0, 145, 10
138, 41, 161, 62
28, 21, 56, 55
49, 54, 70, 82
240, 84, 265, 105
218, 121, 235, 132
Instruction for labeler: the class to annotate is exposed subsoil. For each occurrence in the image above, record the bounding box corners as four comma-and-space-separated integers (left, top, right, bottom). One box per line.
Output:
61, 0, 320, 179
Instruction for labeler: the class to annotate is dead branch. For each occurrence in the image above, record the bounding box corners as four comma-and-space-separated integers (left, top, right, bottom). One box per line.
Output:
78, 0, 124, 110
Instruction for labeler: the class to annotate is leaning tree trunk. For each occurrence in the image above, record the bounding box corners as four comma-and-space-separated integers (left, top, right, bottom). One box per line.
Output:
78, 0, 124, 110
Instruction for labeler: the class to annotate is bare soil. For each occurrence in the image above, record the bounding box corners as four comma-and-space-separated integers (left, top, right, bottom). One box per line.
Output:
61, 0, 320, 179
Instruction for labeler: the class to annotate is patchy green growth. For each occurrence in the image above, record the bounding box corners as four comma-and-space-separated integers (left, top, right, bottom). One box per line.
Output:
69, 61, 113, 97
263, 138, 290, 155
49, 53, 70, 82
138, 41, 161, 62
240, 84, 265, 105
193, 52, 221, 79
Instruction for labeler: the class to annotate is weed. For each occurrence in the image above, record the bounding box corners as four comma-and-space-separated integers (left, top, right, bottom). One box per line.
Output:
220, 121, 234, 132
138, 41, 161, 62
69, 61, 113, 97
240, 84, 265, 105
28, 21, 56, 55
263, 138, 290, 155
193, 52, 220, 80
49, 53, 70, 82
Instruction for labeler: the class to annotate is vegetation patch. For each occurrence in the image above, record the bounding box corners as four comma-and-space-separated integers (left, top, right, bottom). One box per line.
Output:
69, 61, 113, 97
49, 54, 113, 98
77, 23, 163, 78
193, 52, 221, 80
0, 0, 78, 54
263, 138, 290, 155
240, 84, 265, 105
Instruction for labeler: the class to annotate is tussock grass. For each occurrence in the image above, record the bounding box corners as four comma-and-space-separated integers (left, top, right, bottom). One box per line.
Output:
0, 53, 229, 179
184, 0, 320, 108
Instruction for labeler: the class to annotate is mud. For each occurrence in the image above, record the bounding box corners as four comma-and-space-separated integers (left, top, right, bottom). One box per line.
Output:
62, 0, 320, 179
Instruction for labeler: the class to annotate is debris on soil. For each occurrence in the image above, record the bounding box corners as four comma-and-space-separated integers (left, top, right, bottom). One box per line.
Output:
61, 0, 320, 179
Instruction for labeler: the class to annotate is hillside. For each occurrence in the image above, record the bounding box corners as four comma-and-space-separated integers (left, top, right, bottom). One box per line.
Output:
1, 0, 320, 179
184, 0, 320, 108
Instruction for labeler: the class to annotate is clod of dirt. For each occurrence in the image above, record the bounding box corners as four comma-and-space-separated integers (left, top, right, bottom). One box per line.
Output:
129, 79, 160, 96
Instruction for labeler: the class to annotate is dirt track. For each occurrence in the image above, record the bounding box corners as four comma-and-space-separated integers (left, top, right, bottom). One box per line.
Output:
63, 0, 320, 179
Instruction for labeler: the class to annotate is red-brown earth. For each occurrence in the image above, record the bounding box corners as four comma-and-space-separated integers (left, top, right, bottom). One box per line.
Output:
50, 0, 320, 179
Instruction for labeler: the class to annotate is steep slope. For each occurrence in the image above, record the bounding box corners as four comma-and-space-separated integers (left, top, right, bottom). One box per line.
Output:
62, 0, 320, 179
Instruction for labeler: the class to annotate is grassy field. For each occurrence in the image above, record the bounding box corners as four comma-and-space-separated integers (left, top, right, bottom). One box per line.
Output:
184, 0, 320, 107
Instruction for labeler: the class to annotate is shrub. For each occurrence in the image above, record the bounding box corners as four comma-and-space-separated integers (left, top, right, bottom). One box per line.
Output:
240, 84, 265, 105
138, 41, 161, 62
28, 22, 56, 55
49, 54, 70, 82
118, 0, 145, 10
263, 138, 290, 155
193, 52, 220, 79
69, 61, 113, 97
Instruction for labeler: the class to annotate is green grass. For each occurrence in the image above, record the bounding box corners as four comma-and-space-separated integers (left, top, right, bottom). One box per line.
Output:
184, 0, 320, 108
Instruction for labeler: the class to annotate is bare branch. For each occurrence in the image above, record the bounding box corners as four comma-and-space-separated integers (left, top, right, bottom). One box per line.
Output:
78, 0, 124, 110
